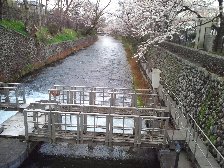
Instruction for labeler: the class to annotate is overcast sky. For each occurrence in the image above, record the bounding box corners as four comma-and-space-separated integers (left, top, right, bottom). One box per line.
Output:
43, 0, 120, 12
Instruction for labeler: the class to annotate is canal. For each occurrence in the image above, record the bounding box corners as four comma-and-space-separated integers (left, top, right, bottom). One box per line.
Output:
19, 35, 160, 167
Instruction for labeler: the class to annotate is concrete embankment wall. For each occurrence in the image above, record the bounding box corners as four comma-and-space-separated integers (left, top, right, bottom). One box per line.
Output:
0, 26, 98, 82
143, 42, 224, 164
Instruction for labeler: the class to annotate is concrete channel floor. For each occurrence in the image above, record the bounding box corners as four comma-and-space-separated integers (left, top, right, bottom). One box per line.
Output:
0, 138, 28, 168
178, 151, 193, 168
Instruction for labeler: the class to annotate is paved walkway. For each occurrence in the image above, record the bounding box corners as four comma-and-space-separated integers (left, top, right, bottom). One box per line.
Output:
166, 91, 220, 168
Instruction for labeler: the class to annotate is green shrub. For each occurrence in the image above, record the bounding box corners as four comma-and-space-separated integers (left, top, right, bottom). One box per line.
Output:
47, 24, 60, 35
0, 19, 27, 36
48, 28, 79, 44
35, 27, 51, 44
35, 27, 81, 44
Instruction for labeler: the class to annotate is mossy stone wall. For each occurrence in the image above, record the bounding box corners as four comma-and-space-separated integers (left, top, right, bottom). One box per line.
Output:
0, 26, 97, 82
145, 43, 224, 160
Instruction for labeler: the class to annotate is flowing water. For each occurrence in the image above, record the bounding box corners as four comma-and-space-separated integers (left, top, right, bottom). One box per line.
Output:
16, 35, 160, 167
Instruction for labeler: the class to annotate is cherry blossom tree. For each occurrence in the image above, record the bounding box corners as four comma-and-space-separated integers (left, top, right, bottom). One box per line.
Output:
48, 0, 111, 34
113, 0, 219, 58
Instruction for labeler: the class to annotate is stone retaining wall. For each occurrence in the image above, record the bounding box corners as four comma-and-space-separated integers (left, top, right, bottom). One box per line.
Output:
0, 26, 97, 82
144, 43, 224, 164
160, 42, 224, 76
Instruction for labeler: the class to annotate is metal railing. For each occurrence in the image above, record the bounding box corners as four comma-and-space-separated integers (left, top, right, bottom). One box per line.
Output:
24, 102, 169, 146
161, 83, 223, 168
48, 85, 158, 108
0, 82, 26, 108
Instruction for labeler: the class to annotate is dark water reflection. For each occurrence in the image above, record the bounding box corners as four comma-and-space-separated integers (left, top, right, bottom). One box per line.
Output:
20, 143, 160, 168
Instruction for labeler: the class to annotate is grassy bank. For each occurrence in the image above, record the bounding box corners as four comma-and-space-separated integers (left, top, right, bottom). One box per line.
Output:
0, 19, 82, 45
36, 28, 82, 45
0, 19, 28, 36
122, 37, 150, 90
121, 37, 151, 106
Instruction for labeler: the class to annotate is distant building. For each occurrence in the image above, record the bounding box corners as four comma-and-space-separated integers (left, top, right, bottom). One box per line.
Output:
17, 0, 45, 15
194, 18, 217, 51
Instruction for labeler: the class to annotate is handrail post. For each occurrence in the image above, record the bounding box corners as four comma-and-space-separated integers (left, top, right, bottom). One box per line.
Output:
164, 118, 168, 145
134, 116, 139, 147
77, 113, 80, 144
48, 110, 52, 142
106, 115, 110, 145
80, 113, 84, 143
131, 93, 137, 107
109, 115, 113, 147
66, 90, 70, 104
15, 88, 19, 108
194, 126, 199, 161
22, 85, 26, 104
51, 111, 56, 143
24, 110, 29, 141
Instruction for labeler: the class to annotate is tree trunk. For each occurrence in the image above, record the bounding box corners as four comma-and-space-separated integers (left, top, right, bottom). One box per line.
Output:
0, 0, 3, 20
213, 0, 224, 52
213, 19, 224, 52
23, 0, 29, 31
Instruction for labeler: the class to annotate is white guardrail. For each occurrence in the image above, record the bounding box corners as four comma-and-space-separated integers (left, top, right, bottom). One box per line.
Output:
162, 82, 223, 168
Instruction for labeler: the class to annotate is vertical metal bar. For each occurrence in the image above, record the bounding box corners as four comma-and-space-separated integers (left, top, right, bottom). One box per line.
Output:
48, 111, 52, 141
65, 113, 67, 137
194, 126, 199, 157
22, 85, 26, 104
89, 91, 93, 105
185, 114, 189, 141
62, 87, 65, 103
74, 88, 77, 104
83, 106, 87, 133
188, 122, 193, 144
94, 115, 96, 137
33, 110, 37, 129
67, 91, 69, 104
93, 87, 96, 105
152, 119, 155, 141
15, 89, 19, 108
109, 115, 113, 146
152, 94, 156, 108
110, 93, 114, 106
6, 88, 9, 105
77, 113, 80, 143
24, 110, 29, 140
122, 93, 125, 107
138, 116, 142, 146
79, 91, 82, 105
80, 113, 84, 143
37, 111, 39, 134
82, 88, 85, 104
51, 112, 56, 143
132, 93, 137, 107
103, 88, 105, 106
70, 90, 73, 104
163, 118, 168, 144
134, 117, 138, 146
106, 115, 109, 145
123, 116, 125, 138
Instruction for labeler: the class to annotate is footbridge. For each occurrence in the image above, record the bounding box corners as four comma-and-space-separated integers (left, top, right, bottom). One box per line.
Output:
0, 84, 169, 148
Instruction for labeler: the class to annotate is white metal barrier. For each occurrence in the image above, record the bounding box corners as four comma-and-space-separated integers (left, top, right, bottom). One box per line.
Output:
0, 82, 26, 108
48, 85, 158, 108
161, 82, 223, 168
24, 102, 169, 147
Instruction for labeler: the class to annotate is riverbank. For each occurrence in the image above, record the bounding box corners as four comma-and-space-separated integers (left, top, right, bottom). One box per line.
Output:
121, 37, 150, 91
0, 25, 98, 82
